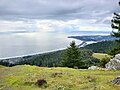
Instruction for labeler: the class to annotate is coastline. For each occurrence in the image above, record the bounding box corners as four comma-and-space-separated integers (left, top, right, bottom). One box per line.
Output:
0, 48, 65, 60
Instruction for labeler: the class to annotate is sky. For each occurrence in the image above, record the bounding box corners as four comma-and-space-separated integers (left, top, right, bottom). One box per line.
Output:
0, 0, 120, 58
0, 0, 119, 35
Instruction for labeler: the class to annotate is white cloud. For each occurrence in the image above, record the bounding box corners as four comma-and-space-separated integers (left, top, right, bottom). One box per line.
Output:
0, 0, 119, 20
0, 0, 118, 35
0, 18, 112, 36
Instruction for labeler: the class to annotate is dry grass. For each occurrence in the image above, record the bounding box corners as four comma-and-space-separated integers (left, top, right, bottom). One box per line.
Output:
92, 53, 112, 60
0, 65, 120, 90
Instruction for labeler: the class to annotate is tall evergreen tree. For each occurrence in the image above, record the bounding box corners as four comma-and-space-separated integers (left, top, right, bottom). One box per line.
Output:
109, 1, 120, 55
61, 41, 82, 68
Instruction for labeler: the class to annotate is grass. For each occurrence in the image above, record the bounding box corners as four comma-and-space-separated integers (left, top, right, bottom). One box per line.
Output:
0, 65, 120, 90
0, 65, 5, 69
92, 53, 112, 60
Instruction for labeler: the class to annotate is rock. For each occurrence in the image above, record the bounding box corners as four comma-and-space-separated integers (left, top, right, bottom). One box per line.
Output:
88, 66, 99, 70
105, 54, 120, 70
112, 76, 120, 85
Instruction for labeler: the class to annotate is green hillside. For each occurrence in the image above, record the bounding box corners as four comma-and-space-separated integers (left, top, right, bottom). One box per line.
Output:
0, 65, 120, 90
83, 40, 117, 53
0, 49, 99, 68
92, 53, 112, 60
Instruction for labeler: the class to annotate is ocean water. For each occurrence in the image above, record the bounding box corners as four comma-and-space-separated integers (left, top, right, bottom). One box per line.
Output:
0, 31, 110, 59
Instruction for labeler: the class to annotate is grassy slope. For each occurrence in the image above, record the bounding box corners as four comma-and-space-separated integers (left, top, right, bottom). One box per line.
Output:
0, 65, 120, 90
92, 53, 112, 60
0, 65, 5, 68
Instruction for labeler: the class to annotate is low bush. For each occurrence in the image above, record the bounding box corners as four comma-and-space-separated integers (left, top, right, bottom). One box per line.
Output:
99, 56, 110, 68
35, 79, 47, 87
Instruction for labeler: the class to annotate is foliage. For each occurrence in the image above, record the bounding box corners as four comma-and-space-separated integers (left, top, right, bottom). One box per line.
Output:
83, 40, 117, 53
92, 53, 111, 68
0, 65, 120, 90
92, 53, 111, 60
108, 45, 120, 56
18, 49, 98, 68
60, 41, 99, 68
109, 1, 120, 55
60, 41, 82, 68
0, 44, 99, 69
0, 50, 64, 67
35, 79, 47, 88
99, 56, 111, 68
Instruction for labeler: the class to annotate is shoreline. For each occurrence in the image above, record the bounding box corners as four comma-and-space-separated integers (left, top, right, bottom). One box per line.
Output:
0, 48, 65, 60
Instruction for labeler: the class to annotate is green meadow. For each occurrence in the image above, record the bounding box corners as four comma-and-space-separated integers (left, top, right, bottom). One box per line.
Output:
92, 53, 112, 60
0, 65, 120, 90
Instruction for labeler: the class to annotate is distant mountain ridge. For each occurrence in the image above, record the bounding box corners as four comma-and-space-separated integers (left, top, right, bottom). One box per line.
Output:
68, 35, 118, 42
82, 40, 117, 53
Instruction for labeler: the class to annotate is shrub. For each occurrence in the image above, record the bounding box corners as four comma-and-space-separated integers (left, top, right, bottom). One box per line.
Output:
100, 56, 110, 68
35, 79, 47, 87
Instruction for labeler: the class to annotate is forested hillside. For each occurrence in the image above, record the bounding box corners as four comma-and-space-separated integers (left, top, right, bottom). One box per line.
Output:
0, 49, 99, 68
68, 35, 117, 41
0, 40, 117, 68
18, 49, 100, 69
83, 40, 117, 53
18, 50, 64, 67
0, 50, 64, 67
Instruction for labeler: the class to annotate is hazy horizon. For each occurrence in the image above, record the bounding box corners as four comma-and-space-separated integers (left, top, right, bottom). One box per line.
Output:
0, 31, 110, 59
0, 0, 118, 58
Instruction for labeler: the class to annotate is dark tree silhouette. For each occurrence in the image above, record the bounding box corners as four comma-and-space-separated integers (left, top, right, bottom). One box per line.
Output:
60, 41, 83, 68
109, 1, 120, 55
111, 12, 120, 39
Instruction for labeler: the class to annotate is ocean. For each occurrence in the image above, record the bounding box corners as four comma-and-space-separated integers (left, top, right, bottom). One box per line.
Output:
0, 31, 110, 59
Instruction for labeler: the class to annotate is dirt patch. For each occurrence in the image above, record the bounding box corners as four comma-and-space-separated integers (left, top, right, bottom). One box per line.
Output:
35, 79, 47, 87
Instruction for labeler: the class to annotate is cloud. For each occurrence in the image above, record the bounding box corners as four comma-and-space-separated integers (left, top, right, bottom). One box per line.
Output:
0, 20, 38, 35
0, 0, 119, 34
0, 19, 112, 36
0, 0, 119, 20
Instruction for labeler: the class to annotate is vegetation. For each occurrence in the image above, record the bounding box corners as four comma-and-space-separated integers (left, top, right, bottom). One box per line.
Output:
60, 41, 82, 68
0, 65, 5, 68
92, 53, 111, 60
109, 1, 120, 55
1, 1, 120, 90
18, 42, 99, 69
18, 50, 64, 67
0, 65, 120, 90
0, 50, 64, 67
99, 56, 111, 68
68, 35, 117, 41
0, 47, 99, 69
92, 53, 111, 67
83, 40, 117, 53
108, 46, 120, 56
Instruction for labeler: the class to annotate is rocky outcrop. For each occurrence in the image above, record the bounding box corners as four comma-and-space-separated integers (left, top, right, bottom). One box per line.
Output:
88, 66, 99, 70
105, 54, 120, 70
112, 76, 120, 85
88, 66, 106, 70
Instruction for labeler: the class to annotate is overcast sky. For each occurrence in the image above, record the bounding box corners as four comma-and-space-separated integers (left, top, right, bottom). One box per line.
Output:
0, 0, 119, 34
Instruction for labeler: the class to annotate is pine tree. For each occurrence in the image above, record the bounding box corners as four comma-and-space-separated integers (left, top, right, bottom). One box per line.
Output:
109, 1, 120, 55
61, 41, 82, 68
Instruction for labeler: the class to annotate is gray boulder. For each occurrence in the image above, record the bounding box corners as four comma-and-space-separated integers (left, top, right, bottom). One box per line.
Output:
105, 54, 120, 70
112, 76, 120, 85
88, 66, 99, 70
